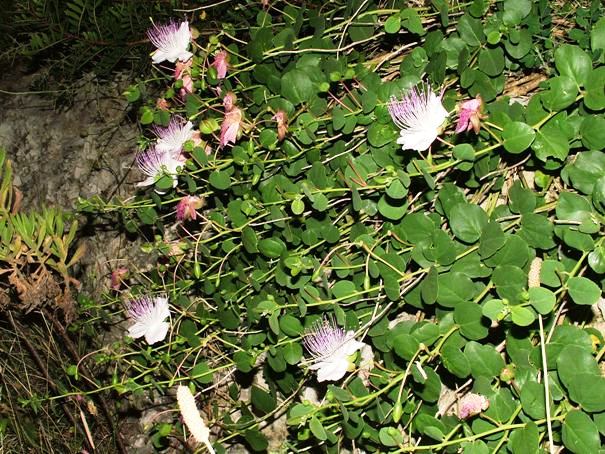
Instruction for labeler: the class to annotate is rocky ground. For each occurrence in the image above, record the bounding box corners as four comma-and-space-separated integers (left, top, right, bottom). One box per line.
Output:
0, 66, 163, 453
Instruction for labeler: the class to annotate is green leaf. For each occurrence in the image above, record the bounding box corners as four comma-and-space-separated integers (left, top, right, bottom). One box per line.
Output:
309, 416, 328, 441
544, 76, 578, 111
449, 203, 488, 243
503, 0, 532, 25
384, 15, 401, 34
563, 411, 600, 454
509, 421, 540, 454
251, 386, 277, 414
379, 427, 404, 446
585, 67, 605, 110
441, 345, 471, 378
502, 121, 535, 154
258, 238, 285, 258
436, 272, 476, 307
378, 195, 407, 220
567, 276, 601, 306
520, 382, 546, 420
281, 69, 315, 105
479, 221, 506, 258
244, 428, 269, 452
392, 333, 420, 361
209, 171, 231, 190
464, 341, 505, 379
581, 116, 605, 151
455, 302, 489, 340
555, 44, 592, 86
532, 127, 569, 162
528, 287, 556, 314
510, 305, 536, 327
280, 314, 303, 336
457, 14, 483, 46
368, 123, 397, 147
478, 47, 504, 77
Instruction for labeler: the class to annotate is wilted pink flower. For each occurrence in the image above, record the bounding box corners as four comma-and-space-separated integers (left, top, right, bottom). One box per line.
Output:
135, 146, 184, 190
156, 98, 170, 110
455, 96, 484, 134
174, 59, 194, 95
220, 108, 242, 148
211, 51, 229, 80
176, 195, 205, 221
458, 393, 489, 419
154, 117, 196, 156
110, 268, 128, 290
147, 20, 192, 64
219, 93, 241, 148
273, 110, 288, 141
223, 92, 237, 112
388, 83, 448, 152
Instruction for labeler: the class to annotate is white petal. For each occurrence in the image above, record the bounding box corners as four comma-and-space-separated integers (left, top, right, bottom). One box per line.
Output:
128, 321, 148, 339
136, 176, 156, 187
151, 50, 171, 64
144, 321, 170, 345
315, 357, 350, 382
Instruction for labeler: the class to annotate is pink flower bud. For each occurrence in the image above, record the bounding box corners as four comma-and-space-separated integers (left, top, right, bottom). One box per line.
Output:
211, 51, 229, 80
455, 96, 484, 134
110, 268, 128, 290
273, 110, 288, 141
174, 58, 194, 96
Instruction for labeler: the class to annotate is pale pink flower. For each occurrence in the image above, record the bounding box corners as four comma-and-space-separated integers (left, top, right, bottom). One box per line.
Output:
135, 146, 184, 190
147, 20, 193, 64
458, 393, 489, 419
211, 51, 229, 80
220, 108, 242, 148
126, 295, 170, 345
110, 268, 128, 290
388, 83, 448, 151
303, 317, 365, 382
176, 195, 205, 221
154, 117, 195, 156
174, 59, 194, 95
455, 96, 484, 134
273, 110, 288, 141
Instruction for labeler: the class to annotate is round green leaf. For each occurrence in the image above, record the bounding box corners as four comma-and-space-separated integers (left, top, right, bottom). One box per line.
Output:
502, 121, 535, 154
528, 287, 556, 314
258, 238, 285, 258
281, 69, 315, 105
555, 44, 592, 86
510, 305, 536, 327
567, 276, 601, 306
449, 203, 488, 243
563, 410, 600, 454
384, 15, 401, 34
580, 116, 605, 151
455, 302, 489, 340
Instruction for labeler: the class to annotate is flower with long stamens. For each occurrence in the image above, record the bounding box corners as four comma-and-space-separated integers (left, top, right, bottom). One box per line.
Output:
176, 385, 215, 453
154, 117, 195, 155
303, 317, 365, 382
135, 146, 184, 189
388, 83, 448, 152
126, 295, 170, 345
147, 20, 193, 64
